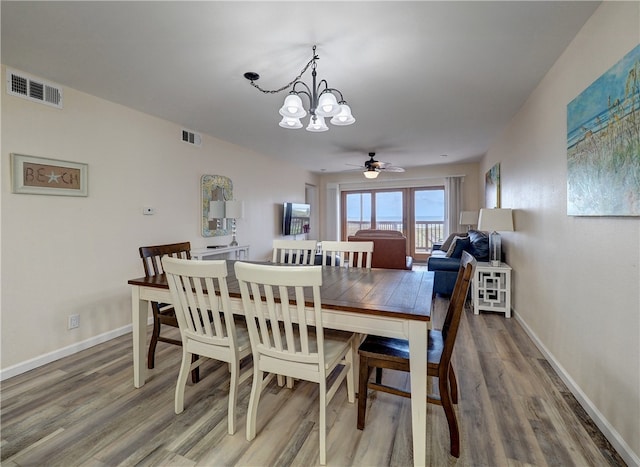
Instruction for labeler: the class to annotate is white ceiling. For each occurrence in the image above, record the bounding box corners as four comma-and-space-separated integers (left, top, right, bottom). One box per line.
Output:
1, 1, 600, 174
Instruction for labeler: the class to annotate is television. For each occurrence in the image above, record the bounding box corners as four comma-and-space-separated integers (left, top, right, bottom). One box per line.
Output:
282, 202, 311, 236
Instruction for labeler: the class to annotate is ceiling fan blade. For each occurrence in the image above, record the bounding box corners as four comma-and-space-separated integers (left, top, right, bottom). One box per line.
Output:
382, 166, 405, 172
373, 160, 391, 169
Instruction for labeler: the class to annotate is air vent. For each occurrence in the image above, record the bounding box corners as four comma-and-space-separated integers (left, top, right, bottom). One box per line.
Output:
181, 129, 202, 147
6, 69, 63, 109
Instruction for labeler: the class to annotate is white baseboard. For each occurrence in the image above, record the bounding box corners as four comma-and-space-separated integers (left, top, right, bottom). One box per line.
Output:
514, 310, 640, 467
0, 317, 153, 382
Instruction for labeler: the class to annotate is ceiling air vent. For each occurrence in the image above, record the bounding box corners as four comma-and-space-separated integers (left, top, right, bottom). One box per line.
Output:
181, 129, 202, 147
6, 69, 63, 109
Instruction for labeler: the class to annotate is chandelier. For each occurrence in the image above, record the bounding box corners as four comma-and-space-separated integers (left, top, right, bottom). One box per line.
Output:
243, 45, 355, 132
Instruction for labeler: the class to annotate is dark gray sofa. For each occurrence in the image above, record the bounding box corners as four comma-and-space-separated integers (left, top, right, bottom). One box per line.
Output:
427, 230, 489, 296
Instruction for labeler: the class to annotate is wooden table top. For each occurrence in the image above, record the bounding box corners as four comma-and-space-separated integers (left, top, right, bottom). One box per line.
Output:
128, 261, 433, 322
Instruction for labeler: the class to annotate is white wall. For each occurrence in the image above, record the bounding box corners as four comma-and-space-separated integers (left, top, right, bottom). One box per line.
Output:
0, 67, 317, 371
481, 3, 639, 464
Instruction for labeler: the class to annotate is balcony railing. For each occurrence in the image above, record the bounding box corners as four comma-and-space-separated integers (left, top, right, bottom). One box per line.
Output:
346, 220, 444, 253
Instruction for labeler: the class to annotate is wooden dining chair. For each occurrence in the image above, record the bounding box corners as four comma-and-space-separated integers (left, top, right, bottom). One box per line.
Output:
162, 257, 252, 435
272, 239, 318, 265
139, 242, 201, 383
320, 240, 374, 268
234, 261, 356, 465
356, 251, 476, 458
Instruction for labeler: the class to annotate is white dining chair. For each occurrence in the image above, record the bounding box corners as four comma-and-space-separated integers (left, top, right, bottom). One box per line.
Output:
321, 240, 374, 268
234, 261, 356, 465
162, 257, 252, 435
272, 239, 318, 265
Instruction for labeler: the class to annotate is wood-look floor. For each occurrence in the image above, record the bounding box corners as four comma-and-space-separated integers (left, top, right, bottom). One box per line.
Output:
1, 290, 625, 466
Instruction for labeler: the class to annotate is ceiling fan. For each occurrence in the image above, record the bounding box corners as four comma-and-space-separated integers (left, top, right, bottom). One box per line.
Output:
358, 152, 405, 179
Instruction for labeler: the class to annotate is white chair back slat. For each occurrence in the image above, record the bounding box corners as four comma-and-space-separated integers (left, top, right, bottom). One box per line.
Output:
203, 276, 225, 337
272, 239, 318, 265
320, 241, 374, 269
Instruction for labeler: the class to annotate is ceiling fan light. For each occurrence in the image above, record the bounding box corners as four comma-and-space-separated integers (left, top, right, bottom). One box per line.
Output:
363, 169, 379, 179
306, 115, 329, 132
278, 116, 302, 129
330, 104, 355, 126
279, 94, 306, 118
316, 92, 340, 117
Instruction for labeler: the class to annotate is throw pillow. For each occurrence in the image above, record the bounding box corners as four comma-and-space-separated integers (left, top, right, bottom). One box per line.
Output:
441, 232, 467, 252
468, 229, 490, 260
451, 236, 471, 258
445, 236, 468, 258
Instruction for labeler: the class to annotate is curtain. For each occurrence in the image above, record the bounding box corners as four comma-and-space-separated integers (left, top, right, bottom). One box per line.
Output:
444, 176, 464, 238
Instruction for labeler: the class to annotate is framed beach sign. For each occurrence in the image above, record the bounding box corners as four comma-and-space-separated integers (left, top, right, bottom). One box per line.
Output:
567, 44, 640, 216
11, 153, 88, 197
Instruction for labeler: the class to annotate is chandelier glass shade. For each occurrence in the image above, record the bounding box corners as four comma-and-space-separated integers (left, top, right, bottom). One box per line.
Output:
245, 45, 355, 132
307, 115, 329, 132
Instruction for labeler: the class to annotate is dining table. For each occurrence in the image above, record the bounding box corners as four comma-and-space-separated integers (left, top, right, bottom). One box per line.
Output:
128, 261, 434, 466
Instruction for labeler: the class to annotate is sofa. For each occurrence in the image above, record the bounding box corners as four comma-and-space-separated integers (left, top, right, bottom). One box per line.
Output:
427, 229, 490, 296
348, 229, 413, 270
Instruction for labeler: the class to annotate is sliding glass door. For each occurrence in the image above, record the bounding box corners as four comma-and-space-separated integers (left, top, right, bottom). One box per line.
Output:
412, 188, 445, 261
342, 186, 444, 262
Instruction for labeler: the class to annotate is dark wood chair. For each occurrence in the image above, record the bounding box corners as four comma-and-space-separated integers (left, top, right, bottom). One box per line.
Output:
139, 242, 199, 383
357, 251, 476, 458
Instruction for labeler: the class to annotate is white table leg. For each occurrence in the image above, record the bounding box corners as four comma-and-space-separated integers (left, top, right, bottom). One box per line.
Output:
409, 321, 428, 466
131, 287, 147, 388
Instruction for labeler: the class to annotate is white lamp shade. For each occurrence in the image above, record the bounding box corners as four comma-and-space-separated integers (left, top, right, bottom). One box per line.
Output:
477, 208, 514, 232
330, 104, 355, 126
459, 210, 479, 226
224, 200, 244, 219
279, 94, 306, 118
208, 200, 225, 220
363, 169, 379, 179
316, 92, 340, 117
306, 115, 329, 132
278, 116, 302, 129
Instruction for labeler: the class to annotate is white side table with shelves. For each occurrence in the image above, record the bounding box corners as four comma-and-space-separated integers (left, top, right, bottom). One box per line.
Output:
191, 245, 250, 261
473, 261, 512, 318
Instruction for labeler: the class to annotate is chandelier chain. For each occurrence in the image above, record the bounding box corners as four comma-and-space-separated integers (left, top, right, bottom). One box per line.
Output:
248, 53, 318, 94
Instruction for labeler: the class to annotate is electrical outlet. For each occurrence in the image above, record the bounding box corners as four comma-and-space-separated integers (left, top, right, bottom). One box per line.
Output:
68, 314, 80, 329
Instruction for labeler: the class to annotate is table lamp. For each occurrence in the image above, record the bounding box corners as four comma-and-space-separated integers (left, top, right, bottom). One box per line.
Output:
225, 200, 244, 246
477, 208, 513, 266
208, 200, 226, 230
459, 210, 478, 231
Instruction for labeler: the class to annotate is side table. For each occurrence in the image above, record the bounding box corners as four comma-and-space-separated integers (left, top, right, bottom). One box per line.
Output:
191, 245, 250, 261
473, 261, 512, 318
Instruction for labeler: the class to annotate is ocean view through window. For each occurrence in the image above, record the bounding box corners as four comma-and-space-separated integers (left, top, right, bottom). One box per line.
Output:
342, 187, 444, 260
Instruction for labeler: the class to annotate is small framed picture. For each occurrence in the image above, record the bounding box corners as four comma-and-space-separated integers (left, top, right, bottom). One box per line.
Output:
11, 153, 88, 197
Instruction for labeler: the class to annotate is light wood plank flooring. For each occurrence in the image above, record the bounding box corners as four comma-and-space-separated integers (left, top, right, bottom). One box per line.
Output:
1, 292, 625, 466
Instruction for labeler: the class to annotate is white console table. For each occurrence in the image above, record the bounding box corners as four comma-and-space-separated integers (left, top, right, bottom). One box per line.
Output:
473, 261, 512, 318
191, 245, 250, 261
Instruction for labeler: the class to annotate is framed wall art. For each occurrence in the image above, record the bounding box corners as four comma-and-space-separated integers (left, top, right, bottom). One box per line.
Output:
11, 153, 88, 197
201, 174, 233, 237
485, 162, 500, 208
567, 43, 640, 216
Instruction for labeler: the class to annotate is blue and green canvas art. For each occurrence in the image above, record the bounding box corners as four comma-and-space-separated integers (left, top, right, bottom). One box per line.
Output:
567, 43, 640, 216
